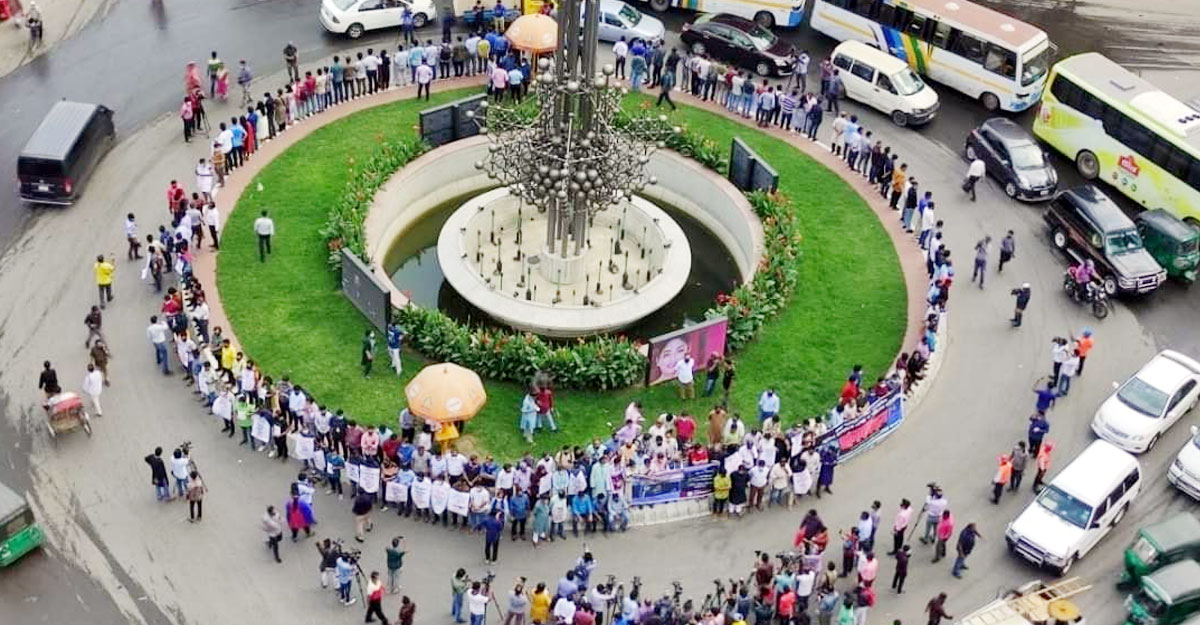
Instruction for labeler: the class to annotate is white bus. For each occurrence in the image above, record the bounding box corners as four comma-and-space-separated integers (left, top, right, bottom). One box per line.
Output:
634, 0, 804, 30
809, 0, 1053, 112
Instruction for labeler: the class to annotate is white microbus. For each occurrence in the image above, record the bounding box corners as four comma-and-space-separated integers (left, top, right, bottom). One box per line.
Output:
809, 0, 1053, 112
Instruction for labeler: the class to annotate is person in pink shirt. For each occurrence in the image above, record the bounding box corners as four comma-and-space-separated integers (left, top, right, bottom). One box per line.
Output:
778, 588, 796, 623
857, 551, 879, 587
490, 64, 508, 102
933, 510, 955, 563
889, 498, 913, 556
361, 426, 381, 459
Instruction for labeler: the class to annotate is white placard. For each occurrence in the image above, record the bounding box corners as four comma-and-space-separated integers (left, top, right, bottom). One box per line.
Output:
431, 483, 449, 514
347, 462, 360, 483
411, 480, 431, 509
294, 436, 315, 461
313, 449, 327, 471
286, 432, 300, 458
359, 466, 381, 494
447, 489, 470, 516
385, 480, 408, 503
251, 415, 271, 444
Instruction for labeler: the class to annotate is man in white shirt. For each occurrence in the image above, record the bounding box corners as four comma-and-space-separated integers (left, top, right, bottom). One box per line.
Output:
82, 363, 104, 417
203, 203, 220, 250
758, 388, 780, 422
674, 354, 695, 399
792, 50, 811, 92
216, 123, 234, 174
415, 61, 434, 100
468, 583, 491, 622
146, 315, 172, 375
612, 37, 629, 79
963, 156, 986, 202
464, 34, 480, 75
124, 213, 141, 260
363, 50, 380, 94
553, 593, 577, 623
253, 209, 275, 262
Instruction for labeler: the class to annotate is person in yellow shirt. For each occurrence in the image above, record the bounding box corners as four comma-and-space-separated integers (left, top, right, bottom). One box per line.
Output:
528, 582, 551, 624
220, 339, 236, 380
713, 468, 732, 516
94, 254, 115, 309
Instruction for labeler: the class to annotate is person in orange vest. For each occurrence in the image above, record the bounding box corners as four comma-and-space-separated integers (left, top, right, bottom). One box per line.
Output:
1032, 441, 1054, 493
990, 454, 1012, 504
1074, 329, 1095, 376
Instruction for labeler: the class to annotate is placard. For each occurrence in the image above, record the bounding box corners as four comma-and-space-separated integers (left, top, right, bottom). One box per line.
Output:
431, 483, 449, 514
347, 461, 361, 483
447, 489, 470, 516
359, 466, 380, 494
294, 436, 315, 461
411, 480, 431, 508
251, 415, 271, 444
386, 480, 409, 503
313, 449, 327, 471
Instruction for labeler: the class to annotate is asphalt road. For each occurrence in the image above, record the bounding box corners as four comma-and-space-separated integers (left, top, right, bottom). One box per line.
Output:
2, 1, 1200, 624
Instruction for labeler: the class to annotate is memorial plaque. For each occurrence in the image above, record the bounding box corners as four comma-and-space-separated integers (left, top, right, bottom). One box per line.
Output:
339, 248, 391, 332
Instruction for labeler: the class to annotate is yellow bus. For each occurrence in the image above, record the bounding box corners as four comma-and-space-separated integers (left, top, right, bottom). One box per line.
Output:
1034, 53, 1200, 225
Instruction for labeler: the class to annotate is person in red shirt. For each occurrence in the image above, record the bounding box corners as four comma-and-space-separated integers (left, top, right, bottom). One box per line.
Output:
839, 376, 859, 406
166, 180, 186, 213
777, 588, 796, 622
675, 412, 696, 446
534, 386, 557, 432
381, 433, 401, 462
687, 443, 709, 465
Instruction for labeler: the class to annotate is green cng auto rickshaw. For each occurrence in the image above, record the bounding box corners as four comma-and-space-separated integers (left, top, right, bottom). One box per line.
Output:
0, 481, 43, 566
1125, 559, 1200, 625
1123, 514, 1200, 588
1136, 209, 1200, 283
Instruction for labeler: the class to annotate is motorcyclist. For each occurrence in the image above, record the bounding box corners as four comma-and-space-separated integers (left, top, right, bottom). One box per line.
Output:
1067, 259, 1097, 301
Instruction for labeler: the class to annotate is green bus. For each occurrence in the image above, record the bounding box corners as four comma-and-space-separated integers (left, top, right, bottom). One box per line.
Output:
0, 481, 44, 566
1033, 52, 1200, 227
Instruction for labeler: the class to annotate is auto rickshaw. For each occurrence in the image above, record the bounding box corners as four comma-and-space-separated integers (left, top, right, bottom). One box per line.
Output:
1136, 209, 1200, 284
1123, 514, 1200, 588
1125, 559, 1200, 625
44, 392, 92, 441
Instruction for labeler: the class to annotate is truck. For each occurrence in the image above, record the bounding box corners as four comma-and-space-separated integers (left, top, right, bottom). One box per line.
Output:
958, 578, 1090, 625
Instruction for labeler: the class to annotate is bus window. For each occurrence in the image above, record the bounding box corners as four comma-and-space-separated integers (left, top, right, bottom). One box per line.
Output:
951, 32, 985, 64
876, 4, 894, 27
1166, 147, 1192, 179
984, 44, 1016, 79
930, 21, 952, 48
1186, 161, 1200, 191
892, 8, 912, 32
849, 0, 873, 16
906, 14, 926, 38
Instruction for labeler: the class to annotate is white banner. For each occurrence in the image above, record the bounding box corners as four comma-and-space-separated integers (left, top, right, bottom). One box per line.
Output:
347, 462, 360, 483
313, 449, 327, 471
359, 466, 380, 494
251, 415, 271, 444
431, 484, 449, 514
294, 436, 315, 461
447, 489, 470, 516
411, 480, 431, 509
385, 480, 408, 503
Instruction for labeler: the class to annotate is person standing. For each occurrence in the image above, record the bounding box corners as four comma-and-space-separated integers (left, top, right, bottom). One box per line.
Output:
656, 67, 676, 110
354, 489, 375, 542
386, 321, 405, 375
89, 339, 111, 386
612, 37, 628, 80
990, 454, 1012, 504
416, 61, 434, 101
1074, 329, 1095, 376
919, 486, 947, 545
1027, 411, 1050, 455
675, 353, 696, 400
468, 581, 491, 625
998, 230, 1015, 272
84, 305, 104, 348
1057, 349, 1080, 397
145, 447, 170, 501
888, 499, 912, 556
951, 523, 980, 578
933, 509, 954, 563
82, 363, 104, 417
94, 254, 115, 309
386, 537, 407, 593
1032, 441, 1054, 492
962, 156, 985, 201
204, 202, 220, 250
1009, 442, 1029, 491
926, 593, 953, 625
1010, 283, 1031, 327
483, 510, 503, 564
186, 471, 206, 522
253, 210, 275, 262
362, 329, 376, 377
365, 571, 390, 624
262, 505, 284, 562
283, 41, 300, 82
971, 236, 990, 288
146, 315, 172, 375
336, 554, 357, 606
398, 596, 416, 625
451, 569, 471, 623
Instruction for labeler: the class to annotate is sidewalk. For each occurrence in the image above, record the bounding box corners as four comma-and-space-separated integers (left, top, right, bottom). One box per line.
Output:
0, 0, 111, 78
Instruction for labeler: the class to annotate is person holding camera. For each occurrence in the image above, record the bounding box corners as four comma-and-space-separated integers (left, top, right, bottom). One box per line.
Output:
451, 569, 471, 623
468, 580, 493, 625
503, 578, 530, 625
336, 552, 357, 606
386, 537, 407, 593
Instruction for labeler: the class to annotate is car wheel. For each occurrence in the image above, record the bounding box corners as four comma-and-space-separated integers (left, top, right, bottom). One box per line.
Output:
965, 144, 977, 161
691, 42, 705, 55
1052, 229, 1067, 249
1103, 276, 1118, 296
891, 110, 908, 127
754, 11, 775, 28
347, 23, 365, 39
1056, 556, 1076, 577
649, 0, 670, 12
981, 92, 1000, 111
1005, 182, 1017, 198
1111, 503, 1128, 527
1147, 433, 1161, 452
755, 62, 771, 77
1076, 150, 1100, 179
412, 14, 428, 28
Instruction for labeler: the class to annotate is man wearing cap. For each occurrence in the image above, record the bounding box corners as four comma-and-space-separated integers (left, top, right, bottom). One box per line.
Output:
1074, 329, 1095, 376
1010, 283, 1031, 327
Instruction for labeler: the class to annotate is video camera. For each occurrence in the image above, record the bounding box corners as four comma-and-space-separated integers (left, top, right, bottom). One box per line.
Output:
331, 538, 362, 562
482, 570, 496, 586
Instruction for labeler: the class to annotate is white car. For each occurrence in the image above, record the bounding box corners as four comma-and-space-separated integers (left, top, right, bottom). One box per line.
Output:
1169, 426, 1200, 500
321, 0, 436, 39
587, 0, 666, 44
1091, 349, 1200, 453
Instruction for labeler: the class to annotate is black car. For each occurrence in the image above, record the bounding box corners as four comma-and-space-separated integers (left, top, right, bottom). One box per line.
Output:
679, 13, 795, 78
1044, 185, 1166, 295
964, 118, 1057, 201
17, 101, 115, 205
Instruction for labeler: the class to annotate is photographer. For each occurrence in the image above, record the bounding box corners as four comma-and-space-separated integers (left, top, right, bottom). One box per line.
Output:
451, 569, 470, 623
503, 578, 530, 625
317, 538, 339, 588
336, 551, 357, 606
468, 580, 493, 625
918, 484, 948, 545
588, 583, 615, 625
386, 537, 407, 593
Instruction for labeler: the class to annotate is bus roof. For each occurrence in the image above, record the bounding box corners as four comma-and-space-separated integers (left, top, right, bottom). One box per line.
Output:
898, 0, 1045, 49
1056, 53, 1200, 145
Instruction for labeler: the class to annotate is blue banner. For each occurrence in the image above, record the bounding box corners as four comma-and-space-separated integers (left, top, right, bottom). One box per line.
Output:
630, 462, 718, 507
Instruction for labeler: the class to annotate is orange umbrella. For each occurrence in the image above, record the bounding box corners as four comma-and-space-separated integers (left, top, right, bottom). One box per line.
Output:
404, 363, 488, 424
504, 13, 558, 54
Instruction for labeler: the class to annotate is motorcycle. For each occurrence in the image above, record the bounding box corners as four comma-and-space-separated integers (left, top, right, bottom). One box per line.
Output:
1063, 271, 1110, 319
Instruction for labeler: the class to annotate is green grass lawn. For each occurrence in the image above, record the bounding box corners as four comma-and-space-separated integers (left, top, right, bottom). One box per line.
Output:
218, 87, 906, 461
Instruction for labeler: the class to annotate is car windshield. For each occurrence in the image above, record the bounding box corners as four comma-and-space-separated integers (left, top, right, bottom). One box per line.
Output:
1036, 484, 1093, 529
1131, 535, 1159, 566
892, 69, 924, 96
1010, 143, 1046, 169
618, 3, 642, 25
331, 0, 358, 10
1180, 238, 1198, 255
1107, 228, 1145, 255
1117, 377, 1169, 417
743, 22, 778, 51
1021, 42, 1052, 87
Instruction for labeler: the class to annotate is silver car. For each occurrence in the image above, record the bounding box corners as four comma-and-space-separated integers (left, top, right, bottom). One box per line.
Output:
586, 0, 665, 43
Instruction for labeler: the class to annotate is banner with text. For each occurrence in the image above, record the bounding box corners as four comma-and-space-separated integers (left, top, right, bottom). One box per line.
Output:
630, 462, 719, 507
817, 391, 906, 463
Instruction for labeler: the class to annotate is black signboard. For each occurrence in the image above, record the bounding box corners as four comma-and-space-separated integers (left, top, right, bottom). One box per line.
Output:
419, 105, 456, 147
728, 137, 781, 193
453, 93, 488, 140
339, 248, 391, 332
750, 157, 780, 193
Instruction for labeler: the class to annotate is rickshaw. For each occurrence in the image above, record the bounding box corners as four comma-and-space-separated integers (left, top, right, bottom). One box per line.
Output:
1122, 514, 1200, 588
1136, 209, 1200, 284
0, 481, 44, 566
44, 392, 92, 441
1125, 559, 1200, 625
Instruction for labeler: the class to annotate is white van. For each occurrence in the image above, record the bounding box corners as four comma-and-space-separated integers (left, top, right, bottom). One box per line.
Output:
1005, 440, 1141, 575
830, 40, 939, 127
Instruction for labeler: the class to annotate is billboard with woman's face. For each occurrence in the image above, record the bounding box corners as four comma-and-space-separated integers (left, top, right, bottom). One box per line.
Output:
646, 317, 729, 386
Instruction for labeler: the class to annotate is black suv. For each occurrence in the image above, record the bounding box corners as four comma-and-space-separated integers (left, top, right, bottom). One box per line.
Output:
1044, 185, 1166, 295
